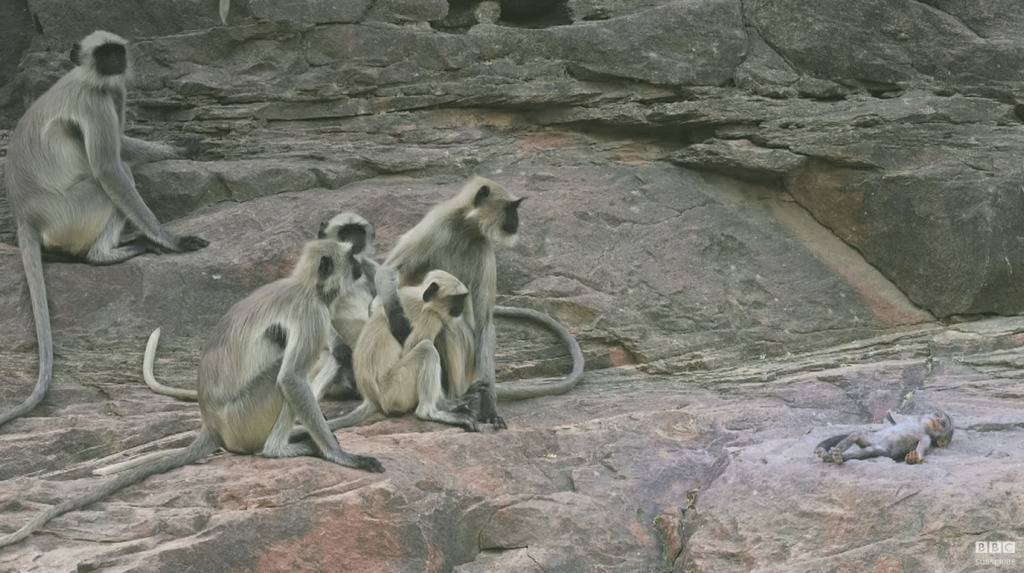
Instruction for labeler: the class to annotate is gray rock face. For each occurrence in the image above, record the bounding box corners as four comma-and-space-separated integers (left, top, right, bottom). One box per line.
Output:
1, 0, 1023, 570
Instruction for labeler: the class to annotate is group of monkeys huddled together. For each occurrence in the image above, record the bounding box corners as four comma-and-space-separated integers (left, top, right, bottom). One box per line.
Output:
0, 29, 956, 549
0, 30, 584, 547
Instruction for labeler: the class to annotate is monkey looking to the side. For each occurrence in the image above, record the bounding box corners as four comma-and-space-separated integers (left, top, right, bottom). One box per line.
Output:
373, 176, 585, 430
1, 30, 208, 429
142, 211, 378, 402
0, 239, 382, 549
327, 270, 484, 432
313, 212, 380, 400
815, 409, 954, 465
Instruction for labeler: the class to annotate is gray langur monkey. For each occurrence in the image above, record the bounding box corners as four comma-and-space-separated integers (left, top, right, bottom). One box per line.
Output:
327, 270, 486, 432
1, 30, 208, 429
815, 409, 954, 465
313, 211, 380, 399
142, 211, 379, 402
0, 240, 382, 549
371, 176, 585, 430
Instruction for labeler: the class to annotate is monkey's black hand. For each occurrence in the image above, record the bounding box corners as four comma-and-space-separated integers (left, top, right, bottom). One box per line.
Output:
173, 135, 204, 160
355, 455, 385, 473
175, 235, 210, 252
483, 415, 507, 430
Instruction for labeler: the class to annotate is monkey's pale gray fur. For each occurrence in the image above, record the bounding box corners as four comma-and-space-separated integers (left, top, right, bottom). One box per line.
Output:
0, 240, 382, 549
143, 211, 377, 402
327, 270, 482, 432
1, 30, 207, 429
373, 176, 585, 429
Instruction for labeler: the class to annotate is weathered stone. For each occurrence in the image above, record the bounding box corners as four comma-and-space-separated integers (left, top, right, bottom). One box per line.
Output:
672, 139, 807, 182
2, 0, 1024, 569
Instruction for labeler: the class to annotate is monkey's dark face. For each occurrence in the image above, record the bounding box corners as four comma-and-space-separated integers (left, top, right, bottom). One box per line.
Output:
501, 198, 524, 235
318, 221, 369, 255
93, 42, 127, 76
315, 248, 361, 303
419, 271, 470, 319
927, 411, 954, 447
448, 293, 467, 318
470, 182, 524, 246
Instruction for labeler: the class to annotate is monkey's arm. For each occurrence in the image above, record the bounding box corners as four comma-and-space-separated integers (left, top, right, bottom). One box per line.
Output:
375, 265, 412, 345
905, 434, 931, 464
120, 136, 180, 164
275, 330, 381, 471
82, 103, 177, 251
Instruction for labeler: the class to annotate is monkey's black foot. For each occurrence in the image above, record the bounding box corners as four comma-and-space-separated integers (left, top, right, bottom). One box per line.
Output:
175, 235, 209, 252
480, 415, 507, 430
450, 401, 474, 415
814, 447, 828, 461
828, 447, 844, 464
460, 417, 480, 432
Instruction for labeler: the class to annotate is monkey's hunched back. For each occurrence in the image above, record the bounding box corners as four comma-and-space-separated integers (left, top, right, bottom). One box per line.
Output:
0, 239, 381, 549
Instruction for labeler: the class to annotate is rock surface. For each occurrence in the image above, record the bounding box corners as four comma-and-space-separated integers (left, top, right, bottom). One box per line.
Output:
1, 0, 1023, 570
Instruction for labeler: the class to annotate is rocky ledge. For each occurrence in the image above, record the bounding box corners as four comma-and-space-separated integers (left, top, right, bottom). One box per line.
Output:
2, 0, 1024, 570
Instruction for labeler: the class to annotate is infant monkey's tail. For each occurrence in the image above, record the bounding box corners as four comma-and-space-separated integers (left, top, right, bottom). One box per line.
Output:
143, 328, 198, 401
493, 306, 585, 401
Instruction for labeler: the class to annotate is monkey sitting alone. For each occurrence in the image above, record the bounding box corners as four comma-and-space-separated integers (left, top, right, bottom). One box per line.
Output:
0, 240, 382, 549
1, 30, 209, 428
326, 270, 485, 432
815, 409, 954, 465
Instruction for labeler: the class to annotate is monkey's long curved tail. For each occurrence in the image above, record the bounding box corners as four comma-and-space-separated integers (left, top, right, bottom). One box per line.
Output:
493, 306, 585, 401
0, 226, 54, 429
143, 328, 199, 401
0, 428, 219, 549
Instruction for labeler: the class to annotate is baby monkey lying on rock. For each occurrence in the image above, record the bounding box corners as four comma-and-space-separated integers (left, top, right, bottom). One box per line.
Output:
815, 409, 954, 464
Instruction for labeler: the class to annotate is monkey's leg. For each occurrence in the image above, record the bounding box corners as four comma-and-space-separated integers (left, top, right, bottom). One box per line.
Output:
405, 340, 479, 432
841, 446, 888, 462
262, 403, 317, 458
310, 351, 338, 402
84, 213, 150, 265
323, 400, 379, 432
474, 318, 506, 429
827, 432, 870, 464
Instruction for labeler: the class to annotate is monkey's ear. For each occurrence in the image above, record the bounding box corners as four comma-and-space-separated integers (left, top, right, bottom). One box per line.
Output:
473, 185, 490, 207
69, 43, 81, 65
318, 256, 334, 280
423, 282, 440, 302
317, 220, 329, 239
